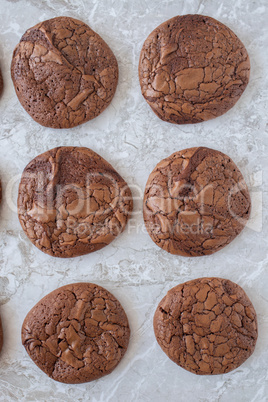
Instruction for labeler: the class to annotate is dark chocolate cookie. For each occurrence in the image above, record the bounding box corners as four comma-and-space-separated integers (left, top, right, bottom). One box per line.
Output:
0, 67, 3, 96
154, 278, 258, 375
0, 315, 3, 353
143, 147, 251, 256
11, 16, 118, 128
139, 14, 250, 124
18, 146, 133, 258
22, 282, 130, 383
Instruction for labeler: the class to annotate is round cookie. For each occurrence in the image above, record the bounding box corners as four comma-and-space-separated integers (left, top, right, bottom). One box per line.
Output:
139, 14, 250, 124
0, 315, 3, 353
18, 146, 133, 257
11, 16, 118, 128
154, 277, 258, 375
143, 147, 251, 256
22, 282, 130, 383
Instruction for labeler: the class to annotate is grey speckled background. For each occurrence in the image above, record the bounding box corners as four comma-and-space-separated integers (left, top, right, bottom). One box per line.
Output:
0, 0, 267, 401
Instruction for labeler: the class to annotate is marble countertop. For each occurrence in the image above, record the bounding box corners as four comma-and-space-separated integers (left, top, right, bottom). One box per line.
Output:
0, 0, 267, 401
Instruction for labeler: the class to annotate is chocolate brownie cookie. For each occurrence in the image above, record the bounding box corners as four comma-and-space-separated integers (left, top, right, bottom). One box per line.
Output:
11, 16, 118, 128
0, 315, 3, 353
139, 15, 250, 124
143, 147, 250, 256
0, 67, 3, 96
22, 282, 130, 383
154, 278, 258, 375
18, 147, 133, 257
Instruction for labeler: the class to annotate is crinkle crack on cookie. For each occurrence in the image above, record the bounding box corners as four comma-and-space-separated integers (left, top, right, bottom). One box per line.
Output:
11, 16, 118, 128
143, 147, 251, 256
154, 278, 258, 375
18, 147, 133, 258
139, 14, 250, 124
22, 283, 130, 383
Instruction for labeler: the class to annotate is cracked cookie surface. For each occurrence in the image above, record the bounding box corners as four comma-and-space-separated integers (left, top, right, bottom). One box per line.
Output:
22, 282, 130, 383
11, 16, 118, 128
139, 14, 250, 124
154, 277, 258, 375
143, 147, 251, 256
18, 146, 133, 258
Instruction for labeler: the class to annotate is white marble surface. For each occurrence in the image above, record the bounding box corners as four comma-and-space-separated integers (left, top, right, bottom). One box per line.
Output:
0, 0, 267, 401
